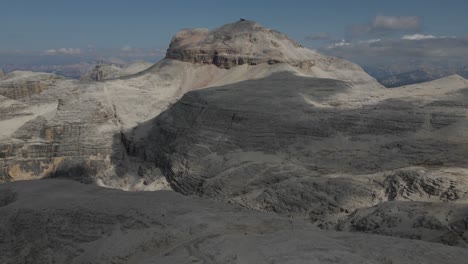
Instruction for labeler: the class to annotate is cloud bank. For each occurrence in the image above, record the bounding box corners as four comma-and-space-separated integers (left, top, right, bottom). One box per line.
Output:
44, 48, 83, 55
321, 36, 468, 77
347, 15, 421, 39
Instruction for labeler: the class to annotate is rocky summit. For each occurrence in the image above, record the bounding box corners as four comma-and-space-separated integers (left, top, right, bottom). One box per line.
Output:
166, 20, 310, 68
0, 20, 468, 263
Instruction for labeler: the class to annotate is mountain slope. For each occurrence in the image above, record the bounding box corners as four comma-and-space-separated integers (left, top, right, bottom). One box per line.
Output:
126, 69, 468, 244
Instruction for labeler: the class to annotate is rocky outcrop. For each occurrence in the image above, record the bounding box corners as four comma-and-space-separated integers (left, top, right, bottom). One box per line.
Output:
0, 99, 121, 183
338, 201, 468, 247
0, 72, 63, 101
0, 71, 124, 185
0, 80, 48, 99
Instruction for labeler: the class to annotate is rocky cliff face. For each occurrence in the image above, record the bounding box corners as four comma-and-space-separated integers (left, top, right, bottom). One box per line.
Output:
0, 72, 64, 101
0, 71, 124, 185
0, 97, 120, 183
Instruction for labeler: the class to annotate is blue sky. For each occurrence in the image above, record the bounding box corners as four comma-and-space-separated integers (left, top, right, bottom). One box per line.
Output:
1, 0, 467, 52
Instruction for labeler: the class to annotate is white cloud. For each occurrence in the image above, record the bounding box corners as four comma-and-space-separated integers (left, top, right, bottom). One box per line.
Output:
327, 40, 351, 49
44, 48, 82, 55
402, 34, 436, 40
44, 49, 57, 55
402, 34, 457, 40
359, 39, 381, 44
347, 15, 421, 39
321, 37, 468, 71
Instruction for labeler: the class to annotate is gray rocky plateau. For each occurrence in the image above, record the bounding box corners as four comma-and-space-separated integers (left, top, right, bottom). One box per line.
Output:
0, 20, 468, 263
2, 179, 468, 264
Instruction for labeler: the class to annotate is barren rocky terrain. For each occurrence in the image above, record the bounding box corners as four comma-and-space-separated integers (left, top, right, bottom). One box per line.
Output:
0, 20, 467, 263
2, 179, 468, 264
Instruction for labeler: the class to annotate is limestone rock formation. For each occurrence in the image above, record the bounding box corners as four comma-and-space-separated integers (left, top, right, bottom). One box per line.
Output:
0, 71, 119, 185
2, 179, 468, 263
0, 71, 64, 100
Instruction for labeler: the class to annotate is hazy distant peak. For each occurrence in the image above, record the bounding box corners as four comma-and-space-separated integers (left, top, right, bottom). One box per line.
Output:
398, 73, 468, 90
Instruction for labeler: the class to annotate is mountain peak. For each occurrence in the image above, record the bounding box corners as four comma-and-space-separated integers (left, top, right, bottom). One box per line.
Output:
214, 19, 265, 33
165, 20, 314, 69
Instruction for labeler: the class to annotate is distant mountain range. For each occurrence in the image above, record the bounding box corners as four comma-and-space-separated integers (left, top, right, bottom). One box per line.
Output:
368, 66, 468, 87
1, 62, 93, 79
0, 49, 164, 79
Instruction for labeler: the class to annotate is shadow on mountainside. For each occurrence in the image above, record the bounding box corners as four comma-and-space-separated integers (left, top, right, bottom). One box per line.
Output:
112, 71, 468, 207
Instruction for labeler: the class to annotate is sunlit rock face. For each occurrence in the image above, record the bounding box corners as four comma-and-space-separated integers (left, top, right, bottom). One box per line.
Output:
0, 71, 120, 185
